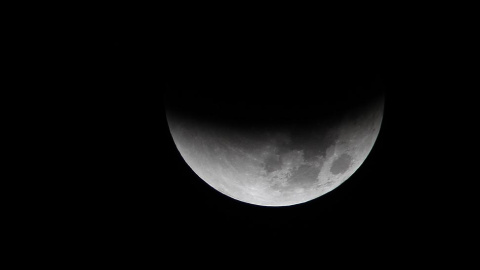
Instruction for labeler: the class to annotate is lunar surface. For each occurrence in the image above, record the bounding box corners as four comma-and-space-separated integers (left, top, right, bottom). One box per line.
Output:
166, 96, 384, 206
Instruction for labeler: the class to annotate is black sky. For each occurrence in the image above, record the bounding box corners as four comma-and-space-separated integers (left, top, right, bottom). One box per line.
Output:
82, 13, 468, 260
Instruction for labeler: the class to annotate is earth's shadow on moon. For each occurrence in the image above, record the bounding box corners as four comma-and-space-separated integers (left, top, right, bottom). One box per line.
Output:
164, 66, 385, 206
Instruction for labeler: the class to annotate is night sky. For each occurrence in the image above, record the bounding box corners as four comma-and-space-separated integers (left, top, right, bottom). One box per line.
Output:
82, 14, 464, 261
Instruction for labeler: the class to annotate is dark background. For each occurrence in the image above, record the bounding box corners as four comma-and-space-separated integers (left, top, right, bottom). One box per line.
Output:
73, 11, 473, 262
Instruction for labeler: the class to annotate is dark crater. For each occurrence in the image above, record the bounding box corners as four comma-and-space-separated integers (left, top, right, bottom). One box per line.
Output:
286, 164, 321, 188
330, 153, 352, 175
288, 128, 339, 163
264, 154, 282, 173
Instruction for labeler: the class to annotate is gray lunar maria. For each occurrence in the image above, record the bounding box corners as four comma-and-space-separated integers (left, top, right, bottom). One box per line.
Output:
167, 97, 384, 207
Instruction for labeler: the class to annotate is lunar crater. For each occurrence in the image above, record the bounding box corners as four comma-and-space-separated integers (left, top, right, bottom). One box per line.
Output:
330, 153, 353, 175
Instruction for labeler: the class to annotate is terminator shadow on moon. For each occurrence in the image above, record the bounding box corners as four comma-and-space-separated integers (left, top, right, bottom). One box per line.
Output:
166, 95, 384, 207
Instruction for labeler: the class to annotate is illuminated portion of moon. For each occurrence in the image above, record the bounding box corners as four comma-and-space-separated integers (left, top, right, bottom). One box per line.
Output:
167, 97, 384, 206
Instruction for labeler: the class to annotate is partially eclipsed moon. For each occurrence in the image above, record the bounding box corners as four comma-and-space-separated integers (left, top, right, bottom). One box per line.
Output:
166, 96, 384, 207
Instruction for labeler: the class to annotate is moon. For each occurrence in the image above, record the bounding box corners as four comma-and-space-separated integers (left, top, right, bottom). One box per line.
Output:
166, 95, 384, 207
